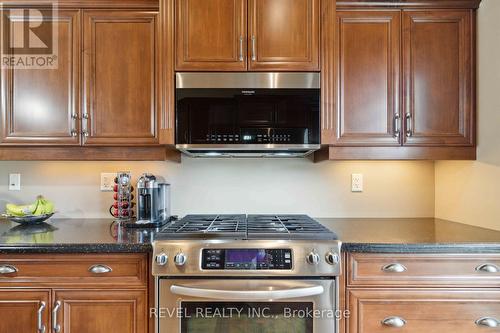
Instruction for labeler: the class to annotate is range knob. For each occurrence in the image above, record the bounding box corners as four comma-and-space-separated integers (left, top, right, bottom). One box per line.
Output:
306, 251, 321, 265
325, 252, 340, 265
155, 252, 168, 266
174, 253, 187, 266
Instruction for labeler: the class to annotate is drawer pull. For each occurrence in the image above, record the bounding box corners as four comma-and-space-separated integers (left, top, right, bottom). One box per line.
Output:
88, 264, 112, 274
0, 264, 18, 274
476, 264, 500, 273
382, 316, 406, 328
382, 263, 407, 273
476, 317, 499, 328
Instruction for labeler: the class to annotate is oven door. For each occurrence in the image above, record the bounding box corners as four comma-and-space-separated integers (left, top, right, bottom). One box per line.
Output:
158, 278, 336, 333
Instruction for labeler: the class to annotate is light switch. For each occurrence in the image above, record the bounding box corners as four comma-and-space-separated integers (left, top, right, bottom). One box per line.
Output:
9, 173, 21, 191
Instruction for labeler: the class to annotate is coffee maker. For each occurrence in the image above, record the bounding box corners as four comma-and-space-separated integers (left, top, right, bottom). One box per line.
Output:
135, 173, 171, 227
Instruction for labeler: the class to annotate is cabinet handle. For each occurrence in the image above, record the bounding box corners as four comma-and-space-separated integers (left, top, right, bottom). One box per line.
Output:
476, 317, 499, 328
0, 264, 18, 274
71, 129, 78, 137
382, 316, 406, 328
394, 113, 401, 138
82, 113, 89, 119
405, 113, 412, 137
37, 301, 46, 333
382, 263, 407, 273
239, 36, 244, 62
251, 36, 256, 61
52, 301, 61, 333
88, 264, 112, 274
476, 263, 500, 273
82, 130, 89, 137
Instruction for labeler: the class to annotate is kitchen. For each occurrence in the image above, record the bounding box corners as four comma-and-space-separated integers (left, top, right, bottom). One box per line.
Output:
0, 0, 499, 332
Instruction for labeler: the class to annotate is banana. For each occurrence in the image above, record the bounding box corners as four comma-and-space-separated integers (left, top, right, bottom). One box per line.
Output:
5, 195, 55, 217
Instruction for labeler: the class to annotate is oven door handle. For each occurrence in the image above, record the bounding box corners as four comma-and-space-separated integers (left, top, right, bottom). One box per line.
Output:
170, 284, 324, 300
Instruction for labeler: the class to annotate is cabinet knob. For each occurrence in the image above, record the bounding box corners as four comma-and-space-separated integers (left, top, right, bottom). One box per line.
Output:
0, 264, 18, 275
88, 264, 112, 274
476, 263, 500, 273
382, 263, 407, 273
382, 316, 406, 328
476, 317, 499, 328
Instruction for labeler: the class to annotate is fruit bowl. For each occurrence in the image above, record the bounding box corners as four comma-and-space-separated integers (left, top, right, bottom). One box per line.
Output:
1, 213, 55, 225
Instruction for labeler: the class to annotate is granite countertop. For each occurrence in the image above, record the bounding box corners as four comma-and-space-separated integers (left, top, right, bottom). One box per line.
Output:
0, 217, 499, 254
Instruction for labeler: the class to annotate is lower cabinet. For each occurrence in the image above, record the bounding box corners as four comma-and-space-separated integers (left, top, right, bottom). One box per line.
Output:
54, 289, 148, 333
0, 289, 51, 333
348, 289, 500, 332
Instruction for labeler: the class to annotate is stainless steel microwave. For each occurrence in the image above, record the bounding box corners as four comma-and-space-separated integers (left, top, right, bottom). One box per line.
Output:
175, 72, 320, 158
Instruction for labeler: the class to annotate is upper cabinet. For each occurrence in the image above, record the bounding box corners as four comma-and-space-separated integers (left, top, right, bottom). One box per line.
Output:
175, 0, 247, 71
83, 10, 158, 145
334, 10, 401, 146
175, 0, 319, 71
248, 0, 319, 71
403, 10, 474, 146
0, 10, 81, 146
320, 0, 478, 161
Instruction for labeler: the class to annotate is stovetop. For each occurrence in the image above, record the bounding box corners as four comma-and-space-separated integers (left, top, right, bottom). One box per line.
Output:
158, 214, 337, 240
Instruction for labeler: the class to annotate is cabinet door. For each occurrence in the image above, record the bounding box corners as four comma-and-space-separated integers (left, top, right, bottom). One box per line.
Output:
249, 0, 319, 71
403, 10, 474, 146
175, 0, 247, 71
348, 289, 500, 333
335, 11, 401, 146
54, 289, 147, 333
83, 11, 158, 145
0, 289, 50, 333
0, 9, 80, 145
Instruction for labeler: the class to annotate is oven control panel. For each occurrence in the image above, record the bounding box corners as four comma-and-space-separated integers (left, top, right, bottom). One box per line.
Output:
202, 249, 293, 270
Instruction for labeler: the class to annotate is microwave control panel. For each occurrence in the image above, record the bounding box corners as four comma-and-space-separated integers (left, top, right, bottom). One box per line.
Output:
201, 248, 293, 270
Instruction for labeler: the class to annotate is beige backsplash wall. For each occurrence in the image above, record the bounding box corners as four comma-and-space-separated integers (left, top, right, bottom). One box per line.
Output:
0, 159, 435, 218
434, 0, 500, 231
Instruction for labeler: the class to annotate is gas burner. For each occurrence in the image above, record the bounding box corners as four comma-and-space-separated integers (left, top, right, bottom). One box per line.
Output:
157, 214, 337, 240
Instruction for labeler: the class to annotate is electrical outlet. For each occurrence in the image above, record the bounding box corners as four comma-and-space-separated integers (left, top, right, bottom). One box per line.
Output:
8, 173, 21, 191
100, 173, 117, 191
351, 173, 363, 192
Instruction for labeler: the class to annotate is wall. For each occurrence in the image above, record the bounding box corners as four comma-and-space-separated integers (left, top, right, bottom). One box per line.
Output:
434, 0, 500, 230
0, 159, 435, 219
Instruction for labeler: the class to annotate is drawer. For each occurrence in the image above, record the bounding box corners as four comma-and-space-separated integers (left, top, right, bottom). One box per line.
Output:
348, 289, 500, 333
349, 253, 500, 287
0, 253, 148, 287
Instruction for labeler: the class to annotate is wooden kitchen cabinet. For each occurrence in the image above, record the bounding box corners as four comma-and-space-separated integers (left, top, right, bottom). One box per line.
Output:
248, 0, 319, 71
348, 289, 500, 333
0, 10, 81, 146
53, 289, 148, 333
0, 289, 51, 333
334, 10, 400, 146
402, 10, 474, 146
175, 0, 247, 71
175, 0, 319, 71
83, 10, 159, 145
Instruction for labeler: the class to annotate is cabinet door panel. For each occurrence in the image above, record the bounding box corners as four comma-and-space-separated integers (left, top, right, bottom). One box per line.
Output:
335, 11, 401, 146
249, 0, 319, 71
403, 10, 474, 146
83, 11, 158, 145
175, 0, 247, 71
0, 289, 50, 333
348, 289, 500, 333
54, 289, 147, 333
0, 9, 80, 145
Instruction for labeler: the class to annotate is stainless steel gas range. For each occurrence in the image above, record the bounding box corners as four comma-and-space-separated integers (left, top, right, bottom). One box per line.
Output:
152, 215, 342, 333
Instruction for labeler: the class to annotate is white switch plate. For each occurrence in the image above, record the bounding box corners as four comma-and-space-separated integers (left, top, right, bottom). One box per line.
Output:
100, 173, 117, 191
351, 173, 363, 192
9, 173, 21, 191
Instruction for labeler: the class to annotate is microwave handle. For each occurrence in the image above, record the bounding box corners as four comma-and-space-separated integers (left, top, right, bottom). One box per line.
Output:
170, 284, 324, 300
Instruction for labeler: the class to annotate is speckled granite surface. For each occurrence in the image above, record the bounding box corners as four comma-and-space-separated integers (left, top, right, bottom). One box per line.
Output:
0, 217, 499, 254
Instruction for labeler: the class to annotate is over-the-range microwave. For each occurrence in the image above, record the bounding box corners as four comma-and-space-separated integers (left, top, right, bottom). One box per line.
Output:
175, 72, 320, 158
